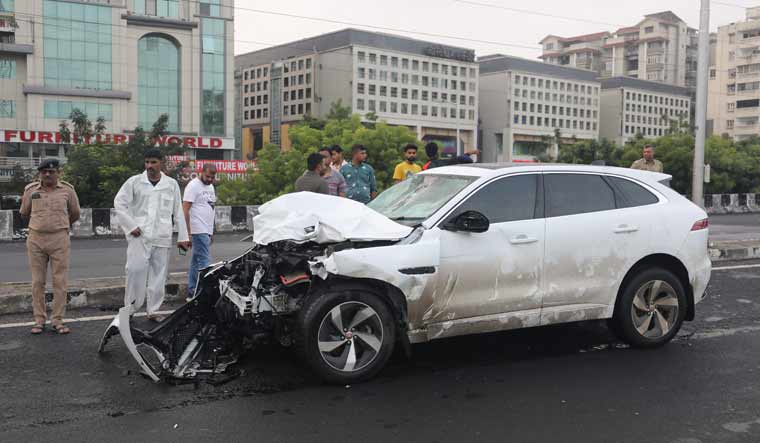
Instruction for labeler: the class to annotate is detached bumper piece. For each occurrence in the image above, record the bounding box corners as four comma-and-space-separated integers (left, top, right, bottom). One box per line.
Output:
99, 305, 242, 385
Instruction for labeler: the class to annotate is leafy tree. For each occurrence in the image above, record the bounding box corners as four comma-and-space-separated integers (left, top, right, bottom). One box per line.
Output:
217, 106, 422, 205
62, 111, 188, 207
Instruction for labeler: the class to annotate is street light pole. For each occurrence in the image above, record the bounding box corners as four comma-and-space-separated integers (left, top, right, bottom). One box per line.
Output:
456, 99, 461, 156
692, 0, 710, 207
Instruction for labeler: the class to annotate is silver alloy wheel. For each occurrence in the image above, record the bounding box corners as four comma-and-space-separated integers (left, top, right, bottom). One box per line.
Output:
630, 279, 680, 339
317, 301, 384, 373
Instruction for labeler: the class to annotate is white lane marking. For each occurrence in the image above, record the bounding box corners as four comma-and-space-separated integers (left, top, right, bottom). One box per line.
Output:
713, 264, 760, 271
0, 310, 174, 329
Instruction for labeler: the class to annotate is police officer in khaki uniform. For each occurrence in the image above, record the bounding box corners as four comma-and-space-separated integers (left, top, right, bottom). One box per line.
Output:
631, 144, 664, 173
19, 159, 80, 335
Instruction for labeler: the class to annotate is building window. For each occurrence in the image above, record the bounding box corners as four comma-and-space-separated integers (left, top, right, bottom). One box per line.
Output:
201, 18, 226, 135
139, 35, 180, 131
358, 67, 366, 79
379, 101, 387, 112
199, 0, 221, 16
380, 55, 388, 66
0, 99, 15, 118
357, 99, 365, 111
357, 51, 366, 63
391, 57, 398, 67
402, 58, 409, 69
135, 0, 179, 18
0, 58, 15, 79
369, 53, 377, 64
44, 1, 113, 90
728, 103, 735, 113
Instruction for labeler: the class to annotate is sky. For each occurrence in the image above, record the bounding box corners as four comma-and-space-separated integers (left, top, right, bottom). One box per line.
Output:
232, 0, 755, 59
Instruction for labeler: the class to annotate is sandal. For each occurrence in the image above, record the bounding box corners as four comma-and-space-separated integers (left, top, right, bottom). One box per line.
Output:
53, 324, 71, 335
31, 324, 44, 334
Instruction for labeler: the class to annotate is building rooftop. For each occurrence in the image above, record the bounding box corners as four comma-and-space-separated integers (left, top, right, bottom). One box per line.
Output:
644, 11, 686, 25
235, 28, 476, 69
600, 76, 691, 96
478, 54, 600, 82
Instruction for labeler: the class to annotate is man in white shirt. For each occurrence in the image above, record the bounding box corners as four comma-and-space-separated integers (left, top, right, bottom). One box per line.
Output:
114, 149, 190, 322
183, 163, 217, 296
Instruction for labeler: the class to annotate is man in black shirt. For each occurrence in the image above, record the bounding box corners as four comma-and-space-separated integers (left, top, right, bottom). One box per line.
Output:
422, 142, 479, 170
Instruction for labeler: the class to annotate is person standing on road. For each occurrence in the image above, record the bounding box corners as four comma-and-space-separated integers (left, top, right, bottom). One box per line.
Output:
341, 145, 377, 204
319, 147, 347, 197
295, 153, 330, 194
393, 144, 422, 183
630, 144, 664, 173
422, 142, 480, 170
183, 163, 217, 297
19, 159, 80, 335
114, 149, 190, 322
330, 145, 348, 173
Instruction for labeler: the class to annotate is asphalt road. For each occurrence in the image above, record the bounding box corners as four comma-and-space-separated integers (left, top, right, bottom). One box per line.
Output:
1, 261, 760, 442
0, 213, 758, 284
0, 232, 254, 283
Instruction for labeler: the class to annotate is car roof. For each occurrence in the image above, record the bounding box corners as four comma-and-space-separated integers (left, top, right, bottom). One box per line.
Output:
422, 163, 671, 184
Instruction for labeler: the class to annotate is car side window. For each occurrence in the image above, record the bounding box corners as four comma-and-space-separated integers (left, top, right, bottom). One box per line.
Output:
546, 174, 615, 217
607, 176, 660, 208
450, 174, 538, 224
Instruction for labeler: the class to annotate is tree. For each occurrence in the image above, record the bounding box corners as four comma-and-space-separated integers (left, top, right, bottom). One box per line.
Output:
62, 111, 188, 207
217, 107, 421, 205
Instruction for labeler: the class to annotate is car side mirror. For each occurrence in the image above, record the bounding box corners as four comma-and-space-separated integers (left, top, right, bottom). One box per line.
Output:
443, 211, 490, 233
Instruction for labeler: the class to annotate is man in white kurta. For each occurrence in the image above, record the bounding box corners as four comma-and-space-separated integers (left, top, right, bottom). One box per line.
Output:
114, 150, 190, 321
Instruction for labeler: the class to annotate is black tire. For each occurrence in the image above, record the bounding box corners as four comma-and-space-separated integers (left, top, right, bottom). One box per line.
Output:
297, 286, 396, 384
613, 267, 687, 349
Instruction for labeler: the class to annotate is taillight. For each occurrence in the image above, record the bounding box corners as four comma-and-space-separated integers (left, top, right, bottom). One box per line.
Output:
691, 218, 709, 231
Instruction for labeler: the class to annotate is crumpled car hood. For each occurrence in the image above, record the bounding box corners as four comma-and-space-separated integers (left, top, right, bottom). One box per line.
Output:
253, 192, 413, 245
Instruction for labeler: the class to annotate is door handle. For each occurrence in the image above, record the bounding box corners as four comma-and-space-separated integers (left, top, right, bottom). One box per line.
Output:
614, 224, 639, 234
509, 234, 538, 245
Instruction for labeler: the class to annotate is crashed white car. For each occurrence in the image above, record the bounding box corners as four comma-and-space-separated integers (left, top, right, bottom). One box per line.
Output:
100, 164, 711, 384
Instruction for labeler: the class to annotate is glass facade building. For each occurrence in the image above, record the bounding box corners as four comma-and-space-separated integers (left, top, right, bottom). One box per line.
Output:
0, 0, 13, 12
44, 100, 113, 121
201, 18, 225, 135
43, 0, 112, 90
138, 35, 180, 131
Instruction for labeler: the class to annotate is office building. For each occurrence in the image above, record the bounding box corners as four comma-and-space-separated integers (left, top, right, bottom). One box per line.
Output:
478, 54, 601, 163
236, 28, 479, 158
599, 77, 691, 146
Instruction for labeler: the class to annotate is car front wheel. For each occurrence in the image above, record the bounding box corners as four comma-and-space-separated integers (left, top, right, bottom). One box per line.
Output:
298, 287, 396, 384
613, 267, 687, 348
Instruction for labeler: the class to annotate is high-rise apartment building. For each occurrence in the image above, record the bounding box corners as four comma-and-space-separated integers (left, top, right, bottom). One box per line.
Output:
478, 54, 601, 163
708, 7, 760, 141
540, 11, 698, 89
600, 77, 691, 147
236, 29, 479, 159
0, 0, 236, 181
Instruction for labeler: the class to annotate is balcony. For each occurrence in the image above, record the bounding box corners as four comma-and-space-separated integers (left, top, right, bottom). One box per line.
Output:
733, 122, 759, 135
0, 13, 16, 34
735, 105, 760, 116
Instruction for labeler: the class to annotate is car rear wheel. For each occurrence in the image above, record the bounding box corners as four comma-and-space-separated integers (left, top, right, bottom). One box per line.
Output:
613, 267, 686, 348
297, 287, 396, 384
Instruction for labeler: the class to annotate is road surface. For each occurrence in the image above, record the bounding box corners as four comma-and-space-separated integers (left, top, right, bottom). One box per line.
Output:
1, 261, 760, 441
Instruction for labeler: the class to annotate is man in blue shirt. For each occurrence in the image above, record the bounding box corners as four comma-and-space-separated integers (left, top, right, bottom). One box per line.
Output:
340, 145, 377, 204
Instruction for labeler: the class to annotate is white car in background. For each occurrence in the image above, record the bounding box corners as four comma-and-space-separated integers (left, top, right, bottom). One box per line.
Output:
101, 164, 712, 384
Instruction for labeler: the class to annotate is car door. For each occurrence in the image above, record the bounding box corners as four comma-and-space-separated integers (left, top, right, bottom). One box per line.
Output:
425, 173, 545, 331
541, 172, 653, 325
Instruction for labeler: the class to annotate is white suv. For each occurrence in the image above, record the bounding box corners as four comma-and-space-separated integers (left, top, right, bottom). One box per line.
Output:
101, 164, 711, 385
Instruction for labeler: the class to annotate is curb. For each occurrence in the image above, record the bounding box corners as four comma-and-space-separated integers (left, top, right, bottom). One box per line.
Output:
0, 274, 189, 316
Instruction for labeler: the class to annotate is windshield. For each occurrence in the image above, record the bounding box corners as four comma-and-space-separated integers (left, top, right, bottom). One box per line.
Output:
368, 174, 477, 222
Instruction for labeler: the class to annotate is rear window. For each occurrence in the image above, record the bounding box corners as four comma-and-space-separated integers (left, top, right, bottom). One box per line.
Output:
545, 174, 616, 217
607, 177, 660, 208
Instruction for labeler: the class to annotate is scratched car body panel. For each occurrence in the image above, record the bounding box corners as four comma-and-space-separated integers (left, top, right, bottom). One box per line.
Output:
100, 164, 712, 384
